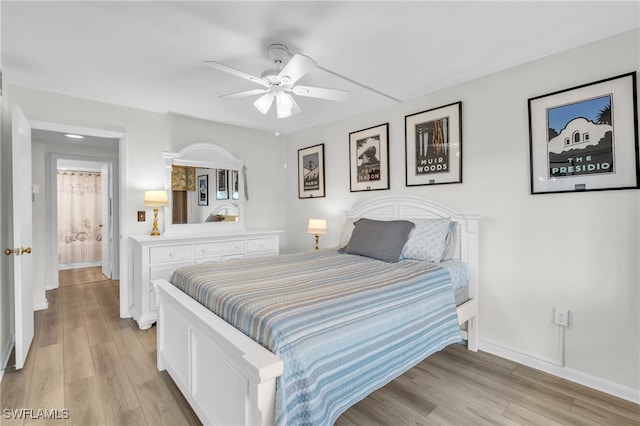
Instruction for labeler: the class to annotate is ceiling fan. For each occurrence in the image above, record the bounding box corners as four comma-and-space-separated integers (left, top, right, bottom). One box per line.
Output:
205, 44, 349, 118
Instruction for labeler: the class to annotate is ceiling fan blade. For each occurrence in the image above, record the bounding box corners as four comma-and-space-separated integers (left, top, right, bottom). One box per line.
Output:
292, 85, 349, 102
220, 88, 270, 99
278, 54, 317, 85
205, 61, 269, 88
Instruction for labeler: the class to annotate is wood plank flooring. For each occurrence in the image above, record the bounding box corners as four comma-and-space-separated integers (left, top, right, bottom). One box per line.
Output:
1, 268, 200, 426
2, 267, 639, 425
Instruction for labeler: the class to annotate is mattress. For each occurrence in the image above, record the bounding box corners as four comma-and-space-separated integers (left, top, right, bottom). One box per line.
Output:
170, 249, 463, 425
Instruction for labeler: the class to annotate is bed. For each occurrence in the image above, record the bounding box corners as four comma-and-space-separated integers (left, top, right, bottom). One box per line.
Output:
152, 196, 480, 425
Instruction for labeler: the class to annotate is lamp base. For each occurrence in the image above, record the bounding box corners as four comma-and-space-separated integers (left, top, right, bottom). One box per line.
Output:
314, 234, 319, 250
150, 207, 161, 236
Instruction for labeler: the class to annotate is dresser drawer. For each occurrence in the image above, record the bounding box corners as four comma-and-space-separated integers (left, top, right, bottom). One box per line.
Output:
195, 240, 245, 257
195, 253, 245, 264
149, 244, 192, 263
247, 237, 276, 253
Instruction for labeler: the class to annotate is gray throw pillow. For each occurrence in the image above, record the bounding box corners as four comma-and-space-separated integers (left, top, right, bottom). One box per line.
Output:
343, 218, 415, 262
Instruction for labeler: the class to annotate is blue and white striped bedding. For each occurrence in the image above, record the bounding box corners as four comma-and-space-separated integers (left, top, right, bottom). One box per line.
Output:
170, 249, 462, 425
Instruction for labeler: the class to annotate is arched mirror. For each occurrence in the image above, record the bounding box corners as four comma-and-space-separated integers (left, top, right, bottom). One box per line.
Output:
162, 143, 246, 234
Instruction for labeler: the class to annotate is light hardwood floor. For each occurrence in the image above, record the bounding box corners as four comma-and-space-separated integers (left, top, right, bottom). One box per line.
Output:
2, 267, 639, 425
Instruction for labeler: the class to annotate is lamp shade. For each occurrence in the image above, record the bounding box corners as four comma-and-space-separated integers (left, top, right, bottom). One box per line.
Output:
144, 190, 169, 207
276, 92, 293, 118
307, 219, 327, 235
254, 92, 275, 115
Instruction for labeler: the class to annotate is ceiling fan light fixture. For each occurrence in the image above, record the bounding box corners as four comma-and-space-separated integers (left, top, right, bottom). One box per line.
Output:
254, 92, 275, 114
276, 92, 294, 118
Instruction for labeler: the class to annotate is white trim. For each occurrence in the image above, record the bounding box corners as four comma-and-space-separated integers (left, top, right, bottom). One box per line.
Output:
118, 135, 128, 317
34, 300, 49, 311
0, 334, 15, 383
57, 260, 101, 270
479, 340, 640, 404
30, 120, 125, 139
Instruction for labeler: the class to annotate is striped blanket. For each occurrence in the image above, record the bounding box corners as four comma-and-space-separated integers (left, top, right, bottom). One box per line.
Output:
170, 249, 462, 425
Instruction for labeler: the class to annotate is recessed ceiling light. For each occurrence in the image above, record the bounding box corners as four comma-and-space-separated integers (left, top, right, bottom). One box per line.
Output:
64, 133, 84, 139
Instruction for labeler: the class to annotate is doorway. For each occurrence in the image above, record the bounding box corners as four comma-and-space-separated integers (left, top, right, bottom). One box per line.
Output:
29, 126, 121, 293
55, 158, 112, 283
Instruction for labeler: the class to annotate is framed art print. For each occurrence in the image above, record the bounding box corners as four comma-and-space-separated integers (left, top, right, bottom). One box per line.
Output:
528, 72, 638, 194
349, 123, 390, 192
231, 169, 239, 200
216, 169, 228, 200
298, 143, 326, 199
197, 174, 208, 206
405, 101, 462, 186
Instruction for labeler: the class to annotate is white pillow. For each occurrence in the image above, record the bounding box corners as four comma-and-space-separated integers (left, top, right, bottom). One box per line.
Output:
338, 218, 356, 248
401, 218, 452, 262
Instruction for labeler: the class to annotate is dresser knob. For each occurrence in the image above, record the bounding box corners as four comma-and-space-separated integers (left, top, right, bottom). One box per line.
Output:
169, 252, 175, 257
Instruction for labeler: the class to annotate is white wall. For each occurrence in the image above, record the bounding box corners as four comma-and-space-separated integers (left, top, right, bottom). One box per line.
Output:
284, 29, 640, 397
3, 86, 286, 322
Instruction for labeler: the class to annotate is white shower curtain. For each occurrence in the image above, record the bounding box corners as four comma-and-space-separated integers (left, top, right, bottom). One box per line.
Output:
57, 170, 102, 265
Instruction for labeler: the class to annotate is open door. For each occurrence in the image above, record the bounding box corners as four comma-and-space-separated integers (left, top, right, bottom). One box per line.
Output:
8, 106, 34, 370
101, 162, 112, 279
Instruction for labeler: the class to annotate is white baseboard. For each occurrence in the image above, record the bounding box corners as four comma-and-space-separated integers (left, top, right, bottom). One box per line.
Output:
34, 300, 49, 311
0, 333, 15, 383
479, 340, 640, 404
58, 261, 101, 270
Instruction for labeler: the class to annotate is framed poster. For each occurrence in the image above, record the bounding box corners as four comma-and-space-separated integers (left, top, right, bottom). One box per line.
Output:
405, 102, 462, 186
298, 144, 326, 198
216, 169, 228, 200
349, 123, 390, 192
197, 175, 208, 206
231, 169, 239, 200
529, 72, 638, 194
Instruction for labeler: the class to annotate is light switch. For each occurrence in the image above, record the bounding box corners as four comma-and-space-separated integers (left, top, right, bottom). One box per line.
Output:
137, 211, 145, 222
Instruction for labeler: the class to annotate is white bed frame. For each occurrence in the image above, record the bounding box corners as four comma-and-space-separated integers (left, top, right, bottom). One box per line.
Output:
153, 196, 480, 426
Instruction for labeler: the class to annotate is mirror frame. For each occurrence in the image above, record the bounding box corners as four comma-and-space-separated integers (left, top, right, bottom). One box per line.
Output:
162, 143, 246, 234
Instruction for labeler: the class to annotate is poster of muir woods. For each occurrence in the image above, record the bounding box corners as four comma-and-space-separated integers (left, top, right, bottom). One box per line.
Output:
405, 102, 461, 186
415, 118, 449, 175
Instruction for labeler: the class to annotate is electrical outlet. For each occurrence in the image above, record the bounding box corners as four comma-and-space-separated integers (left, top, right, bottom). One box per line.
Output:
554, 307, 569, 327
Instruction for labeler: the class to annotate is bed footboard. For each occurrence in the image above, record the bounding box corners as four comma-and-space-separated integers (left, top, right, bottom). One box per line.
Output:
153, 279, 283, 426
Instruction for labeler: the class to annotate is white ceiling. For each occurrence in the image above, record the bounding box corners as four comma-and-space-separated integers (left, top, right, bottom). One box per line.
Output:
2, 1, 639, 135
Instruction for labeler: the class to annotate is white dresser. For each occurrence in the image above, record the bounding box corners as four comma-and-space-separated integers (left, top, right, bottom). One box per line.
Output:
130, 230, 282, 330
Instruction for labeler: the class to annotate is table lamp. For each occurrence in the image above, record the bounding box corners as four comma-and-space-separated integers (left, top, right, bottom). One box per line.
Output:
307, 219, 327, 250
144, 190, 169, 236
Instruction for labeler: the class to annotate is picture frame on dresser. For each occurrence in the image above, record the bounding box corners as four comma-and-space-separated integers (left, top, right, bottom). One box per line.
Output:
231, 169, 239, 200
197, 174, 208, 206
528, 72, 639, 194
405, 101, 462, 187
349, 123, 390, 192
216, 169, 228, 200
